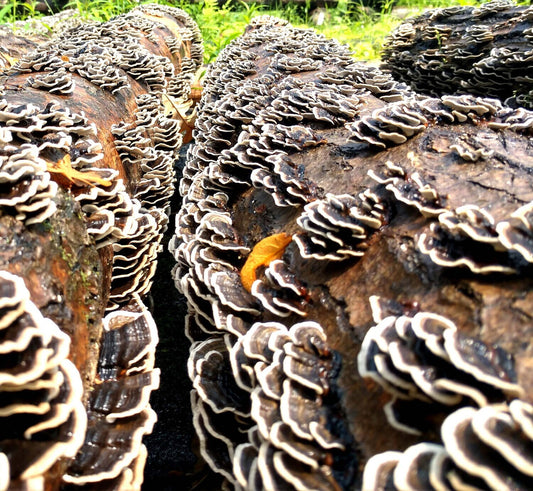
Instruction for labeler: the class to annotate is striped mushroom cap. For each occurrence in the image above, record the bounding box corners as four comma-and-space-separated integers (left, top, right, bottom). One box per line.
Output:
0, 271, 86, 486
230, 321, 357, 491
358, 296, 524, 434
251, 259, 309, 318
294, 191, 386, 261
362, 399, 533, 491
64, 296, 159, 485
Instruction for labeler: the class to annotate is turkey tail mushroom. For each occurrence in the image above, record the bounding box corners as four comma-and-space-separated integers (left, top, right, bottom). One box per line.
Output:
172, 11, 533, 489
362, 400, 533, 490
358, 298, 524, 434
381, 0, 533, 108
0, 271, 86, 489
0, 3, 202, 489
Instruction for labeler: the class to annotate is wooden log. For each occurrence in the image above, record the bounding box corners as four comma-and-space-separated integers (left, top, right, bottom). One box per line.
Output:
0, 4, 202, 489
171, 15, 533, 490
381, 0, 533, 108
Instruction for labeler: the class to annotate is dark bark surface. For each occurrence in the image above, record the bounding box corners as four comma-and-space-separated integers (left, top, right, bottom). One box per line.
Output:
0, 5, 202, 489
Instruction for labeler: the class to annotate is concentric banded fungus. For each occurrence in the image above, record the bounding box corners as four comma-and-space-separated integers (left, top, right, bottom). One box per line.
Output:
226, 321, 356, 490
0, 136, 58, 226
496, 201, 533, 263
368, 160, 447, 218
65, 297, 159, 484
381, 0, 533, 108
27, 67, 75, 95
295, 190, 386, 261
347, 100, 428, 149
361, 442, 476, 491
0, 271, 86, 486
173, 10, 533, 491
417, 222, 519, 274
1, 3, 202, 488
111, 93, 182, 217
363, 400, 533, 490
349, 95, 508, 154
251, 259, 309, 318
188, 336, 253, 485
107, 207, 166, 311
75, 174, 138, 249
415, 201, 533, 274
189, 337, 251, 418
358, 298, 524, 434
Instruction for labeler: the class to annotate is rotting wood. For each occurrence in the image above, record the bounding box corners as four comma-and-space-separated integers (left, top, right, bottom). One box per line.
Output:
171, 11, 533, 490
381, 0, 533, 108
0, 4, 202, 489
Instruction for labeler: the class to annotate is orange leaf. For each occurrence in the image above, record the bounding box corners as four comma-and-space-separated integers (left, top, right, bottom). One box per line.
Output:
46, 154, 113, 188
1, 52, 18, 68
240, 233, 292, 292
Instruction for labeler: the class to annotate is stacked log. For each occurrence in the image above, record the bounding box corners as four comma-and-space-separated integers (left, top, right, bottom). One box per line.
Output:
0, 4, 202, 489
381, 0, 533, 108
171, 11, 533, 491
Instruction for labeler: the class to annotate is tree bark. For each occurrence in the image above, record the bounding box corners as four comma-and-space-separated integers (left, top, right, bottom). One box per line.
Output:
0, 4, 201, 489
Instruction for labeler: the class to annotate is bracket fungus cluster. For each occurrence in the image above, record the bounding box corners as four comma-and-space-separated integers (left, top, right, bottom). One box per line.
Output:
172, 6, 533, 490
2, 0, 533, 488
294, 191, 386, 261
381, 0, 533, 108
0, 271, 86, 488
358, 296, 524, 435
170, 15, 404, 488
231, 320, 356, 490
363, 400, 533, 490
64, 296, 159, 486
0, 4, 202, 489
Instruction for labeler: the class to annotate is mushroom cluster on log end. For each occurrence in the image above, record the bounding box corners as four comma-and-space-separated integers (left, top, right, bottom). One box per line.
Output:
172, 11, 533, 489
381, 0, 533, 108
0, 4, 201, 489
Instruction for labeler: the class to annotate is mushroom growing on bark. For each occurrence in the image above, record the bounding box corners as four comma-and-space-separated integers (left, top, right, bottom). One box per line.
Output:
0, 271, 86, 487
172, 10, 533, 489
362, 400, 533, 490
358, 298, 523, 434
0, 3, 202, 489
381, 0, 533, 108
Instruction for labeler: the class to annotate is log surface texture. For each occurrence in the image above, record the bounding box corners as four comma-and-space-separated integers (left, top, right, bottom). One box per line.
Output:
381, 0, 533, 108
0, 4, 201, 490
172, 9, 533, 490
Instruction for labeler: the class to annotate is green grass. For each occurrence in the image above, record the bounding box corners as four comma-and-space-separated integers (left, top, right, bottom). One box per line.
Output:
0, 0, 44, 24
3, 0, 489, 63
166, 0, 483, 63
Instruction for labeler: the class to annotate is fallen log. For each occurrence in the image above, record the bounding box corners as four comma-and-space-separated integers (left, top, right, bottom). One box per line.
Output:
0, 4, 202, 489
381, 0, 533, 108
172, 13, 533, 490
